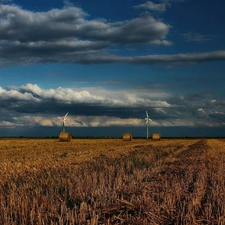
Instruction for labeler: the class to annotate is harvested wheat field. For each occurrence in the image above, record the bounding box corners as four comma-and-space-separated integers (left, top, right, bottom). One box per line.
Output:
0, 138, 225, 224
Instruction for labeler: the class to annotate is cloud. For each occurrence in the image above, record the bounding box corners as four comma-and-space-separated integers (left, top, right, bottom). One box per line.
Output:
182, 32, 211, 42
0, 0, 11, 4
0, 83, 171, 128
0, 83, 225, 128
0, 3, 172, 66
160, 0, 188, 3
2, 115, 145, 128
0, 84, 172, 121
1, 114, 223, 129
131, 51, 225, 65
198, 108, 207, 114
0, 4, 169, 43
77, 116, 144, 127
63, 0, 74, 7
0, 120, 15, 127
0, 3, 224, 66
0, 86, 40, 102
58, 50, 225, 65
1, 5, 168, 44
14, 83, 172, 108
134, 1, 167, 12
2, 49, 224, 67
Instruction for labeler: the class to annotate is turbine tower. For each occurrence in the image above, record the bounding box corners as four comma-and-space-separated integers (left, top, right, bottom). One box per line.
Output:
58, 112, 69, 132
145, 110, 152, 139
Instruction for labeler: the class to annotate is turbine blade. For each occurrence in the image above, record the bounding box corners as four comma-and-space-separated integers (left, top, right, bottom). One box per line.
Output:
64, 112, 69, 118
146, 110, 148, 118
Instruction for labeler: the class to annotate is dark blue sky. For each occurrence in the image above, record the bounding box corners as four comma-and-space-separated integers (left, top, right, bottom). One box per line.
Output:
0, 0, 225, 137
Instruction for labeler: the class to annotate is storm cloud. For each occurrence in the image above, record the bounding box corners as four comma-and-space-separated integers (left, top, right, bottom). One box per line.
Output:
0, 83, 224, 129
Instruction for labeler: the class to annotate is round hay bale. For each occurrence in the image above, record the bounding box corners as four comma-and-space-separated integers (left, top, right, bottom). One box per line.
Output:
59, 132, 72, 142
151, 133, 161, 141
123, 133, 133, 141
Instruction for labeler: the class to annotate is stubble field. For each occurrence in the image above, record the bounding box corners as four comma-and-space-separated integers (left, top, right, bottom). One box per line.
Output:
0, 138, 225, 224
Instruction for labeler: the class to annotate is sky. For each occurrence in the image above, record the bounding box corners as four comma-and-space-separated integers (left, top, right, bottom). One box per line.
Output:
0, 0, 225, 137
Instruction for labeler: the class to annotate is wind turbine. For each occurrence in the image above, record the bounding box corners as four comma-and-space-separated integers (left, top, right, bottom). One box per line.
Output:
145, 110, 152, 139
57, 112, 69, 132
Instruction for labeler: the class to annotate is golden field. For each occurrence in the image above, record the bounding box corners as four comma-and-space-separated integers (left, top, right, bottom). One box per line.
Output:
0, 138, 225, 224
